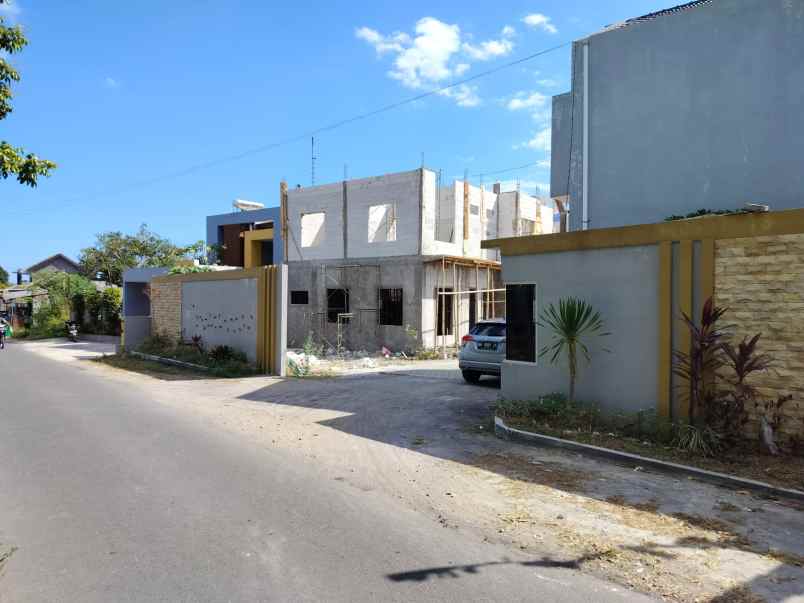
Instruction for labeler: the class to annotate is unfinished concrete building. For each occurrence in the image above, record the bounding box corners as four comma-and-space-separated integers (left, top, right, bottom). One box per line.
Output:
282, 167, 553, 352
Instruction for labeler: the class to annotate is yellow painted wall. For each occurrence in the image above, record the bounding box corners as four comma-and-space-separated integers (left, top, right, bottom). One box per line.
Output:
244, 229, 274, 269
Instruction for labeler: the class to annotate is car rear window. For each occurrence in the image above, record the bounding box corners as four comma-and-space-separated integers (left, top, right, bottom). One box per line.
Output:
470, 323, 506, 337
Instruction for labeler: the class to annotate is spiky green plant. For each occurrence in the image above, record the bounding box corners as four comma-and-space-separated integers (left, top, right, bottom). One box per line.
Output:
538, 298, 609, 403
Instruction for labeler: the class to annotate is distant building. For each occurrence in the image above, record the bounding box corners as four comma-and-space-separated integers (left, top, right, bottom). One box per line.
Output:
201, 168, 554, 352
206, 207, 284, 269
20, 253, 81, 283
551, 0, 804, 231
282, 167, 553, 351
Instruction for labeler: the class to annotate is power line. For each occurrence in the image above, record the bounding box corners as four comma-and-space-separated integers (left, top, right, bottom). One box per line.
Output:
470, 160, 548, 179
7, 39, 571, 217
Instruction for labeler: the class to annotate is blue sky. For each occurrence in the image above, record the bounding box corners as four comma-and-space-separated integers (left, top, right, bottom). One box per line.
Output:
0, 0, 673, 273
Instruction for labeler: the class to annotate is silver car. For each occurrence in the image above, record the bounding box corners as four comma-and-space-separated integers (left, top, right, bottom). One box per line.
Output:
458, 319, 506, 384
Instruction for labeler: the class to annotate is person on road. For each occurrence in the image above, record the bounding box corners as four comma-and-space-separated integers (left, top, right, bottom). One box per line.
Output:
0, 316, 10, 350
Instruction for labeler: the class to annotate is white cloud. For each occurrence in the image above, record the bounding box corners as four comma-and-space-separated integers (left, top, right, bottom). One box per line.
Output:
537, 78, 558, 87
526, 127, 551, 151
537, 159, 551, 169
438, 84, 481, 108
507, 91, 547, 111
462, 37, 513, 61
522, 13, 558, 34
462, 25, 515, 61
355, 27, 411, 55
385, 17, 461, 89
356, 18, 518, 107
104, 77, 120, 89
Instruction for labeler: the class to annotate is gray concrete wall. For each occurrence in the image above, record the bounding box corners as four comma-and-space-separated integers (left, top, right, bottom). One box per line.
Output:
346, 170, 422, 258
123, 283, 150, 317
286, 182, 345, 261
122, 316, 151, 351
286, 256, 422, 352
501, 245, 659, 414
554, 0, 804, 231
122, 267, 169, 317
180, 278, 259, 362
206, 207, 284, 264
550, 92, 572, 200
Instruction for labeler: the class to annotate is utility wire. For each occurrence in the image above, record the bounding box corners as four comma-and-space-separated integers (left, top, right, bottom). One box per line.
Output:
470, 160, 548, 179
7, 40, 571, 217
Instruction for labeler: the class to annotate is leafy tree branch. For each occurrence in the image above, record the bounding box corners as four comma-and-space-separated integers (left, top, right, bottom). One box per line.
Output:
0, 0, 55, 187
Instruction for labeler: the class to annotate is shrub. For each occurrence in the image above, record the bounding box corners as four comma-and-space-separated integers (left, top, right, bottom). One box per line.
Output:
672, 297, 729, 427
496, 393, 602, 433
137, 333, 175, 356
28, 305, 67, 339
302, 332, 323, 357
673, 424, 722, 457
168, 265, 213, 275
674, 297, 797, 455
208, 345, 241, 363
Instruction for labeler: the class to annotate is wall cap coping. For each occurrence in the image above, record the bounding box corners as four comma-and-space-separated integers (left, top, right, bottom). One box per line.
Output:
151, 267, 267, 284
483, 208, 804, 256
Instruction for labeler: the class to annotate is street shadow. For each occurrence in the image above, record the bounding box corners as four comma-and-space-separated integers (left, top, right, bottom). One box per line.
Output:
707, 565, 804, 603
387, 553, 604, 582
236, 369, 804, 600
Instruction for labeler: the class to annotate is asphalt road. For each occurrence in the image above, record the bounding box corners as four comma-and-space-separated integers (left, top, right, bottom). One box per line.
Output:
0, 344, 649, 602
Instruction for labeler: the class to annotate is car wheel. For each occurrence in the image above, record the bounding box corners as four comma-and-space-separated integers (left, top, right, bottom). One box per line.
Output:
462, 370, 481, 384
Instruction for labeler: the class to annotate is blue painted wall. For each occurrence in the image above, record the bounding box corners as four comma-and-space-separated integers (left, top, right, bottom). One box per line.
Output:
205, 207, 284, 264
122, 267, 169, 316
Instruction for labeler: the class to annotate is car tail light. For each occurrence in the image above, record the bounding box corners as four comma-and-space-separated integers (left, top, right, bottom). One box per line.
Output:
461, 334, 473, 346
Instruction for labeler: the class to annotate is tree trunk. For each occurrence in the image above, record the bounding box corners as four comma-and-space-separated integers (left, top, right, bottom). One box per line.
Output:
759, 416, 780, 456
568, 343, 576, 404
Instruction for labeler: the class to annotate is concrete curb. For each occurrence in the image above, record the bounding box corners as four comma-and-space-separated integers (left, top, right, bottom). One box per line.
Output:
129, 351, 210, 373
494, 416, 804, 503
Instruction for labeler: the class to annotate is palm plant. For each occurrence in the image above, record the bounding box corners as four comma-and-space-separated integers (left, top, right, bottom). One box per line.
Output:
538, 298, 609, 403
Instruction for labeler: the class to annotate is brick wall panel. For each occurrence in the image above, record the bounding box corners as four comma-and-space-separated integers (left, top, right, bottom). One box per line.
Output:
715, 232, 804, 441
150, 280, 182, 341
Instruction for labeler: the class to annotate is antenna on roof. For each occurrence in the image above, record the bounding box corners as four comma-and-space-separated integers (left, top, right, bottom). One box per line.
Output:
311, 137, 316, 186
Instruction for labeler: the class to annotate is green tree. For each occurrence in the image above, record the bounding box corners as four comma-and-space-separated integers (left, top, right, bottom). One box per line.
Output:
538, 298, 610, 403
35, 271, 95, 319
79, 224, 201, 286
0, 264, 8, 285
0, 0, 55, 186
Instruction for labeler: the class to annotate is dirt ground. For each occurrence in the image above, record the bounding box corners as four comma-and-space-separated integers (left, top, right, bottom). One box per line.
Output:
20, 339, 804, 602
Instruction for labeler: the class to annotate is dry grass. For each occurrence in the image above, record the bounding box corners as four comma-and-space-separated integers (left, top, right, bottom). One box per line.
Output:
506, 420, 804, 492
472, 452, 591, 491
474, 452, 803, 602
709, 585, 768, 603
93, 354, 209, 381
